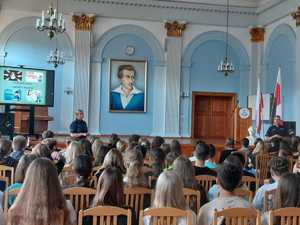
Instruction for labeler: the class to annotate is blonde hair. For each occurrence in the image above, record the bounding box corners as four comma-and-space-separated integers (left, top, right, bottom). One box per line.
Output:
153, 171, 186, 210
102, 149, 126, 173
7, 158, 72, 225
64, 141, 82, 165
92, 139, 103, 159
123, 149, 145, 187
252, 140, 266, 155
32, 143, 51, 158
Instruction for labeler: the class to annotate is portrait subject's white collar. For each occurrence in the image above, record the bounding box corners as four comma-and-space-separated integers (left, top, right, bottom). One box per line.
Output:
113, 85, 142, 95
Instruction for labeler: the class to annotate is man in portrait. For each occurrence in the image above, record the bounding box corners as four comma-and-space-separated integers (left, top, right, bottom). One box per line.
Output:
110, 65, 145, 111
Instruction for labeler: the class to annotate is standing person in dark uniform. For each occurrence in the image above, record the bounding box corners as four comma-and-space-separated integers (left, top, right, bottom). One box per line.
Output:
69, 109, 88, 138
265, 115, 288, 141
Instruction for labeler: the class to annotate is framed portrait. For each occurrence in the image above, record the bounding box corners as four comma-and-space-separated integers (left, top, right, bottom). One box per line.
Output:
109, 59, 147, 113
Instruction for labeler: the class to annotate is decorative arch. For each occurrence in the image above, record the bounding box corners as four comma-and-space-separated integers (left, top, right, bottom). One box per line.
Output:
183, 31, 250, 67
265, 23, 296, 63
0, 16, 74, 59
92, 24, 164, 63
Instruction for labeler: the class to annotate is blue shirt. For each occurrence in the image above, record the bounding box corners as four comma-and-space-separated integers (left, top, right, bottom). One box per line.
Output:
69, 119, 88, 133
9, 150, 24, 161
111, 92, 144, 111
253, 181, 278, 211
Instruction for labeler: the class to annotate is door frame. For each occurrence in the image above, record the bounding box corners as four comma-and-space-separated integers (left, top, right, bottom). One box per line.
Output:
191, 92, 237, 138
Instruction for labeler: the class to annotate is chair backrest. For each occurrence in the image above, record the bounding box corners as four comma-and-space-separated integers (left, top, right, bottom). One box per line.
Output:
63, 187, 96, 214
241, 176, 259, 192
256, 154, 272, 185
233, 188, 253, 203
183, 188, 201, 213
139, 207, 193, 225
0, 165, 14, 186
269, 207, 300, 225
90, 166, 101, 188
4, 188, 21, 215
195, 175, 216, 194
263, 188, 277, 212
213, 207, 261, 225
60, 165, 76, 185
288, 158, 298, 172
124, 187, 152, 221
78, 206, 132, 225
148, 176, 157, 189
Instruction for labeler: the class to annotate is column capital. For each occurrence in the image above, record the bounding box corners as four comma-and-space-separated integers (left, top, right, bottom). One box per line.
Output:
249, 27, 265, 43
164, 21, 186, 37
72, 14, 95, 31
291, 7, 300, 27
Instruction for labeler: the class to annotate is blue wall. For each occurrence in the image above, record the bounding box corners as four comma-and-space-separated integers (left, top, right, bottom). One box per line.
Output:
265, 25, 296, 122
4, 27, 68, 131
99, 34, 155, 135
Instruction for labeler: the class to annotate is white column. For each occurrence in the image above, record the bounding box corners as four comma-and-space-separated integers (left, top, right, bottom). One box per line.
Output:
292, 9, 300, 134
164, 21, 186, 137
72, 15, 95, 125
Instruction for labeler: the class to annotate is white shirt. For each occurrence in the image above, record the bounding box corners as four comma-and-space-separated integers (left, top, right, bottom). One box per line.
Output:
113, 85, 142, 109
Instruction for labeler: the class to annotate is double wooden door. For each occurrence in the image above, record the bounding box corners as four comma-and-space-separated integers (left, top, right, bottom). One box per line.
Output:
192, 92, 236, 140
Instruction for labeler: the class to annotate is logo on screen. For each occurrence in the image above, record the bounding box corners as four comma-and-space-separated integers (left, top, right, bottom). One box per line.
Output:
25, 71, 43, 83
3, 70, 22, 82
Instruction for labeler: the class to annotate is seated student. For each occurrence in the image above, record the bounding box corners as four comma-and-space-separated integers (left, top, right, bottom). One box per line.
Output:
123, 148, 148, 187
252, 157, 289, 211
116, 140, 127, 153
129, 134, 141, 145
79, 139, 93, 160
219, 138, 237, 164
204, 144, 217, 169
170, 139, 182, 155
172, 156, 207, 207
261, 173, 300, 225
197, 164, 251, 225
86, 167, 137, 225
0, 138, 12, 164
161, 143, 171, 156
63, 141, 82, 166
193, 143, 217, 176
7, 158, 76, 225
208, 153, 254, 201
108, 133, 120, 149
151, 136, 165, 149
144, 171, 196, 225
31, 143, 52, 159
95, 149, 126, 178
6, 154, 37, 206
147, 148, 165, 179
64, 154, 92, 188
165, 151, 180, 169
41, 130, 54, 140
4, 135, 26, 167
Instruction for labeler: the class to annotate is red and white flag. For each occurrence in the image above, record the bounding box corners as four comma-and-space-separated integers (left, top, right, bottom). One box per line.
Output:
255, 77, 264, 134
274, 67, 282, 118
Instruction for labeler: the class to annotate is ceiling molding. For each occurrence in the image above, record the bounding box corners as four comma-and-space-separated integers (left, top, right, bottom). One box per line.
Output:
73, 0, 259, 16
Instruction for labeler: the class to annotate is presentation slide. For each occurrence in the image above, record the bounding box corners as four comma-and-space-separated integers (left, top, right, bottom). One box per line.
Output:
0, 67, 47, 105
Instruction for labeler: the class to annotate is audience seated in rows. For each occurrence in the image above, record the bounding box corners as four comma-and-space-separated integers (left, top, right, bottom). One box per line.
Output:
197, 163, 250, 225
252, 156, 289, 211
193, 143, 217, 176
204, 144, 217, 169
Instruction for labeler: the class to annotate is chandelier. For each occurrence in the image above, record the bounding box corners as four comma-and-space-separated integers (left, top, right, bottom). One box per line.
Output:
217, 0, 235, 76
36, 1, 65, 39
47, 48, 65, 68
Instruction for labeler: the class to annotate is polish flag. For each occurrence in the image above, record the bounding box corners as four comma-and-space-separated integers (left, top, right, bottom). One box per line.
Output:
255, 77, 264, 134
274, 67, 282, 118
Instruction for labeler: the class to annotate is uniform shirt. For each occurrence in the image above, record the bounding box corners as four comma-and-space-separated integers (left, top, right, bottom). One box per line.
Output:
69, 119, 88, 133
265, 125, 288, 137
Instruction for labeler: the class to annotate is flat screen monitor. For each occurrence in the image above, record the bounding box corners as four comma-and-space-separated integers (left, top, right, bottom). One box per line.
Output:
0, 66, 54, 106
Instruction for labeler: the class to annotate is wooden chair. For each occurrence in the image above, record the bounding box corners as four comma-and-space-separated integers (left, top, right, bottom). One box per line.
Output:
0, 165, 14, 186
148, 176, 157, 189
233, 188, 253, 203
139, 207, 193, 225
269, 207, 300, 225
78, 206, 132, 225
241, 176, 259, 192
63, 187, 96, 214
288, 158, 298, 172
263, 189, 277, 212
60, 165, 76, 185
183, 188, 201, 213
124, 187, 152, 221
90, 166, 101, 188
4, 188, 21, 215
213, 208, 261, 225
195, 175, 216, 194
256, 154, 272, 187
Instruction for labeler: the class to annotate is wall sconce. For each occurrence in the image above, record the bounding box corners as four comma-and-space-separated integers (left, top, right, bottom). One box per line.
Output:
64, 87, 73, 95
180, 91, 189, 98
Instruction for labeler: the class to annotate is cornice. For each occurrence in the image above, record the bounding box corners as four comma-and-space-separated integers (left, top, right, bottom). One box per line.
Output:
73, 0, 259, 16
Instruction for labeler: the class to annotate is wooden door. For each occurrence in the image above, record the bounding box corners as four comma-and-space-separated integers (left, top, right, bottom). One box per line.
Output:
192, 92, 236, 140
